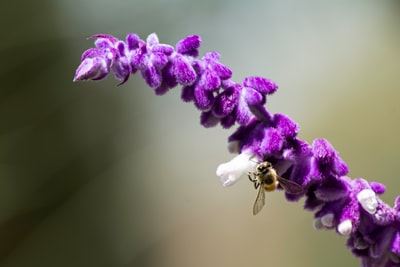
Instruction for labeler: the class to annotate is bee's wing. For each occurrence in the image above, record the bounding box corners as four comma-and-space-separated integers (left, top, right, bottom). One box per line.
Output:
253, 186, 265, 215
277, 176, 304, 195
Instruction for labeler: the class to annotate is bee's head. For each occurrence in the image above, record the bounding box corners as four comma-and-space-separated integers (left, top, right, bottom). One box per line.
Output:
257, 161, 272, 173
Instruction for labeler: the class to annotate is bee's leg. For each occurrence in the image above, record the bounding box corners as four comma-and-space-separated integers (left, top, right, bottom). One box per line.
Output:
248, 173, 260, 189
248, 172, 257, 182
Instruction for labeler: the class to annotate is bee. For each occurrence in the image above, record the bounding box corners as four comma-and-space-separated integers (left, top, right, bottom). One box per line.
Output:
248, 161, 304, 215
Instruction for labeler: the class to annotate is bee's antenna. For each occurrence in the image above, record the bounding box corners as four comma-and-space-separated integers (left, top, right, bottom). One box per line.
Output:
249, 158, 261, 164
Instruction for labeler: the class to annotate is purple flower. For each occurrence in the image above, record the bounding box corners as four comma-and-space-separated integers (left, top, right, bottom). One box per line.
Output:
74, 32, 400, 267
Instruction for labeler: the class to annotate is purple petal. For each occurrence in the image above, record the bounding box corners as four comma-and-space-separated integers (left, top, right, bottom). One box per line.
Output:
151, 52, 169, 68
260, 128, 283, 154
220, 114, 236, 129
236, 96, 253, 125
285, 150, 312, 188
131, 45, 147, 69
210, 62, 232, 80
146, 33, 160, 47
273, 113, 299, 138
173, 55, 197, 85
152, 44, 174, 55
181, 85, 194, 102
312, 138, 337, 164
243, 76, 278, 94
204, 51, 220, 61
80, 48, 108, 61
194, 84, 214, 110
176, 35, 201, 57
116, 41, 126, 56
90, 34, 118, 44
200, 110, 219, 128
200, 69, 221, 91
312, 138, 348, 176
334, 157, 349, 177
244, 87, 264, 105
369, 182, 386, 195
112, 56, 131, 85
369, 228, 397, 258
221, 79, 237, 89
228, 119, 259, 144
126, 33, 140, 50
154, 62, 178, 95
94, 38, 115, 49
315, 176, 349, 201
340, 199, 360, 229
392, 232, 400, 254
141, 65, 162, 88
304, 184, 324, 210
203, 52, 232, 80
212, 86, 239, 117
248, 105, 272, 124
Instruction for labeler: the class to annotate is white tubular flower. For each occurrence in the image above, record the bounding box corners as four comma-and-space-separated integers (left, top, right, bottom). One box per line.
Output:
357, 189, 378, 214
313, 213, 334, 230
321, 213, 335, 228
313, 217, 324, 230
337, 219, 353, 236
216, 152, 257, 187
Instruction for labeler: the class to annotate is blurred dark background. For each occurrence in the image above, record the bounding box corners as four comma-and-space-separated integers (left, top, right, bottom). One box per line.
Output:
0, 1, 399, 266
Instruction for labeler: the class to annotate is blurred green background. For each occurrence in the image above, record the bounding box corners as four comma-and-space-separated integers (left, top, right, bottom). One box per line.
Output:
0, 1, 399, 266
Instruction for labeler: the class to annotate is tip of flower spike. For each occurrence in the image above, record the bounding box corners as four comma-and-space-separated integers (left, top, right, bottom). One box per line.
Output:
89, 34, 118, 44
73, 56, 110, 82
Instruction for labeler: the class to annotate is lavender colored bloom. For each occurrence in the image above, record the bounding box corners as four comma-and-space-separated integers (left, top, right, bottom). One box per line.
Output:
74, 32, 400, 267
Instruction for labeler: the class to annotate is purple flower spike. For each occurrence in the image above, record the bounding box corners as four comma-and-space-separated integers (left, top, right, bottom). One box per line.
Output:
74, 32, 400, 267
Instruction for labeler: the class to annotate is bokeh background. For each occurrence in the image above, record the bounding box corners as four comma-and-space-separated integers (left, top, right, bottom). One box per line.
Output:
1, 1, 399, 266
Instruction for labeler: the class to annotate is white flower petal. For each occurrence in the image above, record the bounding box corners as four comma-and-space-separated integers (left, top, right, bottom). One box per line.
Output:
337, 219, 352, 236
321, 213, 334, 228
313, 217, 324, 230
357, 189, 378, 214
216, 152, 257, 187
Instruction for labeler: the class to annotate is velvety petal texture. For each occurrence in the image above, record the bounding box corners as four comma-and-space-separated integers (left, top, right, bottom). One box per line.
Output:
74, 32, 400, 267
